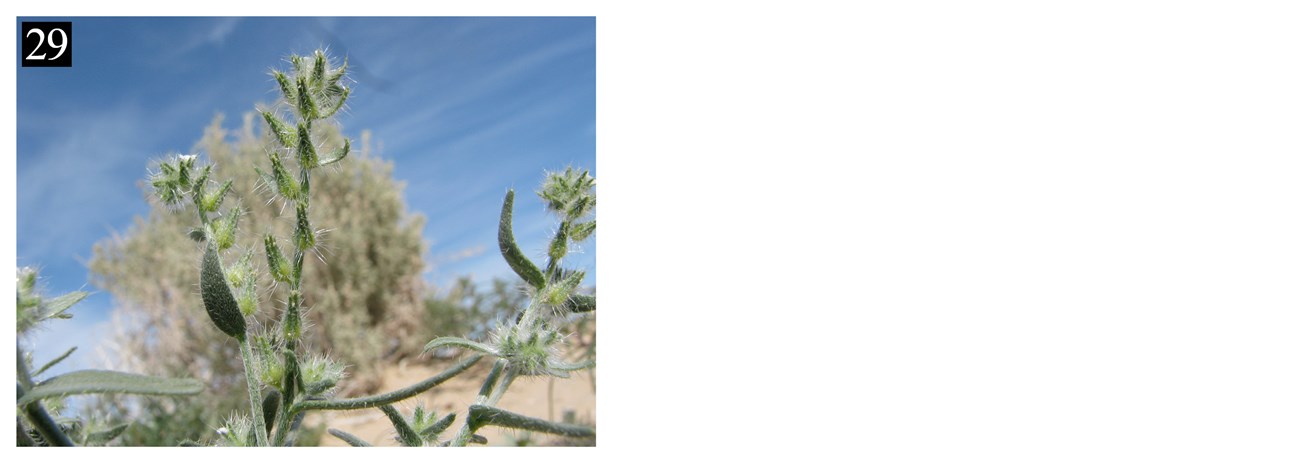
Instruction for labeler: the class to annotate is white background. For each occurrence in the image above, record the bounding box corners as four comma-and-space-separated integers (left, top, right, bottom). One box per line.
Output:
6, 1, 1300, 461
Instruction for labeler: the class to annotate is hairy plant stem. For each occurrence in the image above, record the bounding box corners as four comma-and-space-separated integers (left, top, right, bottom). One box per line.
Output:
238, 339, 269, 446
270, 352, 299, 446
450, 359, 515, 447
17, 418, 36, 446
288, 354, 482, 415
17, 383, 73, 446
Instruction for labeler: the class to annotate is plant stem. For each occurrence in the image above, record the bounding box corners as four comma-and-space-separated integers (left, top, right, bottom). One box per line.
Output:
239, 339, 268, 446
450, 359, 512, 447
16, 383, 73, 446
289, 354, 482, 415
17, 418, 36, 446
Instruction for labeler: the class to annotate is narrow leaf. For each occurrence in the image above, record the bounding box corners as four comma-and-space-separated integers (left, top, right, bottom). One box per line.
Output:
33, 346, 77, 377
423, 337, 498, 356
18, 370, 203, 406
427, 413, 455, 436
86, 423, 129, 444
261, 110, 297, 149
318, 138, 350, 167
262, 390, 281, 434
318, 87, 350, 119
498, 190, 546, 288
467, 405, 594, 438
567, 294, 596, 313
328, 428, 372, 447
380, 405, 423, 447
43, 291, 88, 320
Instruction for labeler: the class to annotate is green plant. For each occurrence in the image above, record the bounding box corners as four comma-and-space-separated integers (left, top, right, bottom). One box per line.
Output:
30, 48, 596, 447
16, 268, 205, 446
315, 171, 600, 445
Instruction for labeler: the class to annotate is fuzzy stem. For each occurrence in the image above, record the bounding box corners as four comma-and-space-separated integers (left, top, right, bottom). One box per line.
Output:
271, 351, 299, 446
17, 383, 73, 447
289, 355, 482, 415
239, 339, 269, 446
450, 360, 511, 447
486, 367, 517, 406
17, 418, 37, 446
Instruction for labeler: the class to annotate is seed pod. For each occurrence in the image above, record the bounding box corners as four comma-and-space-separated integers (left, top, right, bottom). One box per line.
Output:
200, 243, 246, 340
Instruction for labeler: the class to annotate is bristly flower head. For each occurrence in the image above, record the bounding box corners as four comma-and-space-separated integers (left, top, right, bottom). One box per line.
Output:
300, 353, 347, 396
537, 167, 596, 222
150, 154, 202, 207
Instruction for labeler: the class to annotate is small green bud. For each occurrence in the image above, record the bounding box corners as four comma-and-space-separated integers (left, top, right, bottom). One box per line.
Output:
200, 179, 233, 213
260, 110, 297, 149
296, 123, 318, 168
272, 71, 295, 106
294, 202, 315, 250
263, 235, 292, 283
255, 334, 284, 387
311, 50, 327, 88
175, 154, 197, 190
268, 152, 301, 201
217, 413, 254, 447
301, 353, 346, 395
548, 221, 570, 263
538, 270, 584, 308
200, 243, 246, 340
211, 208, 241, 251
296, 76, 317, 121
282, 290, 302, 343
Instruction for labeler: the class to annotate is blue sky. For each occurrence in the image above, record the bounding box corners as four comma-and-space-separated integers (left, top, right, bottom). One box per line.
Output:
16, 17, 595, 375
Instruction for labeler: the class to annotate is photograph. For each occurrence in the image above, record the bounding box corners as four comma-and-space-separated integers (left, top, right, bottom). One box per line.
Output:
16, 16, 596, 447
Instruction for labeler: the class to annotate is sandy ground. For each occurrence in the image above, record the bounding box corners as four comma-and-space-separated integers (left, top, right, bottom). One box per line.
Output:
307, 356, 596, 447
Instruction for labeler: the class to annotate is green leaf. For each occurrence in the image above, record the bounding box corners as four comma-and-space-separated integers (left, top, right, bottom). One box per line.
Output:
426, 412, 455, 437
318, 87, 350, 119
86, 423, 129, 444
318, 138, 350, 167
380, 405, 423, 447
261, 110, 297, 149
467, 405, 594, 438
32, 346, 77, 377
262, 390, 281, 435
43, 291, 88, 320
328, 428, 372, 447
423, 337, 498, 356
570, 220, 596, 242
498, 190, 546, 289
567, 294, 596, 313
18, 370, 204, 406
